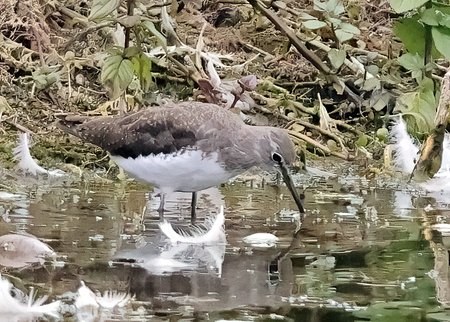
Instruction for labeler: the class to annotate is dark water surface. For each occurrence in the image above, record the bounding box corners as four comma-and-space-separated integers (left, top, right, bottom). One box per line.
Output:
1, 165, 450, 321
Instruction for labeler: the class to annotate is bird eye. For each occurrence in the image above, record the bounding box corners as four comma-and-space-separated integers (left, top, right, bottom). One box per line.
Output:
271, 152, 283, 164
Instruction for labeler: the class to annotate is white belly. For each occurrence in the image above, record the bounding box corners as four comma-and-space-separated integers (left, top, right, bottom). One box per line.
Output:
111, 150, 236, 193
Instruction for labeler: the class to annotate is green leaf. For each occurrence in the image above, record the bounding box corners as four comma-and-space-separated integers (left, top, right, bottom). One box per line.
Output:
101, 55, 134, 98
328, 17, 341, 25
432, 26, 450, 60
355, 134, 368, 147
397, 53, 424, 72
313, 0, 327, 11
302, 19, 327, 30
101, 54, 122, 83
366, 64, 379, 75
388, 0, 429, 13
300, 13, 318, 20
394, 78, 436, 134
362, 77, 380, 91
123, 46, 140, 58
339, 22, 360, 35
332, 77, 345, 94
370, 91, 391, 111
421, 8, 440, 26
328, 48, 346, 69
376, 127, 389, 141
131, 53, 152, 92
88, 0, 121, 21
439, 13, 450, 28
326, 0, 345, 16
335, 29, 354, 42
142, 20, 167, 49
334, 21, 359, 43
397, 53, 427, 81
116, 15, 141, 28
394, 17, 426, 55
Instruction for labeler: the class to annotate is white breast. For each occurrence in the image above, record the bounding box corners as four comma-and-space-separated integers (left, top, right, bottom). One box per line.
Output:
111, 150, 237, 193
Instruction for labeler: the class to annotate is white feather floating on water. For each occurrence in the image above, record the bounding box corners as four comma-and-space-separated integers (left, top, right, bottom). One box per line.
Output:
243, 233, 279, 248
13, 132, 65, 177
75, 281, 99, 310
140, 257, 198, 275
389, 117, 450, 192
75, 281, 131, 310
390, 117, 419, 174
159, 206, 225, 244
390, 117, 450, 179
0, 275, 61, 319
438, 133, 450, 174
0, 233, 56, 268
95, 289, 131, 309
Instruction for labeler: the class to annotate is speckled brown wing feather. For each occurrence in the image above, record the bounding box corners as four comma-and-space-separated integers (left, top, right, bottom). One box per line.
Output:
57, 102, 242, 159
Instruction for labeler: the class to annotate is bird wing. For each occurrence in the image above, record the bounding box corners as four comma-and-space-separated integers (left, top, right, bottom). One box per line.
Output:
57, 102, 240, 158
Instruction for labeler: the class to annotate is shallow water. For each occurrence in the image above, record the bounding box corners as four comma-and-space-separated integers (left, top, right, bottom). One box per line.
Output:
1, 165, 450, 321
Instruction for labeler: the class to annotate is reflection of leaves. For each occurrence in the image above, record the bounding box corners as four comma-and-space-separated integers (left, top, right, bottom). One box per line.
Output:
354, 301, 426, 322
394, 79, 437, 135
427, 312, 450, 321
89, 0, 121, 21
101, 54, 134, 99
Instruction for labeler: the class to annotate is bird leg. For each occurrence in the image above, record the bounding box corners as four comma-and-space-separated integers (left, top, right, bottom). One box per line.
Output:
191, 191, 197, 224
157, 193, 166, 219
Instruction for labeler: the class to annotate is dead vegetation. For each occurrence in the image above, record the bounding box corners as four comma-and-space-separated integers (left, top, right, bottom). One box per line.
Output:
0, 0, 440, 174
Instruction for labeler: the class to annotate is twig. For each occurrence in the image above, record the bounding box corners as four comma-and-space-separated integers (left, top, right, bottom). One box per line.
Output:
167, 55, 202, 83
61, 20, 115, 51
4, 120, 34, 134
288, 130, 350, 160
247, 0, 362, 107
219, 0, 248, 4
124, 0, 135, 49
252, 92, 315, 116
290, 101, 316, 116
333, 119, 362, 135
253, 103, 356, 156
349, 48, 389, 60
151, 73, 186, 83
58, 6, 89, 26
238, 41, 275, 59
